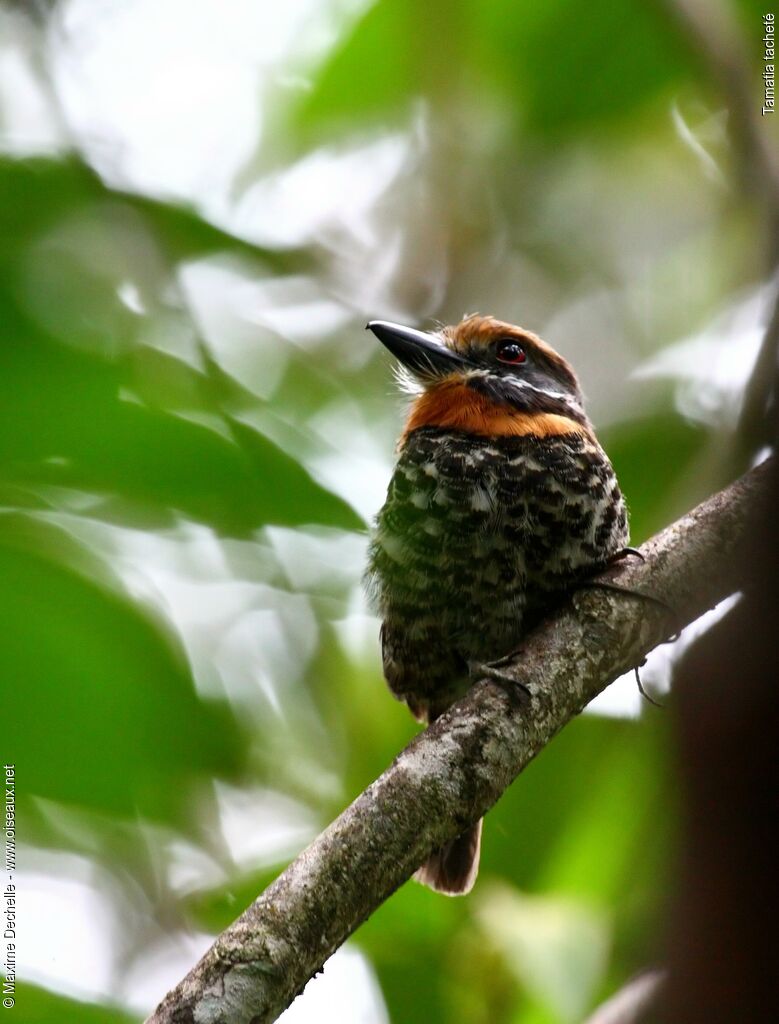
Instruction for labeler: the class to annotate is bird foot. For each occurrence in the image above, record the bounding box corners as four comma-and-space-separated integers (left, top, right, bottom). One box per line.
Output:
591, 548, 674, 706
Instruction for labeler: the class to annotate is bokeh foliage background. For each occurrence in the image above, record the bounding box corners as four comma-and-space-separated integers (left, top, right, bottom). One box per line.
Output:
1, 0, 776, 1021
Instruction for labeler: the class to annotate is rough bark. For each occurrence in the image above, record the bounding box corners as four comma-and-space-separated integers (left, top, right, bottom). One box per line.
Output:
146, 460, 771, 1024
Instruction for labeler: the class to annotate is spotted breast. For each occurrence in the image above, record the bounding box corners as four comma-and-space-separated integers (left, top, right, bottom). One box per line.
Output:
367, 426, 627, 721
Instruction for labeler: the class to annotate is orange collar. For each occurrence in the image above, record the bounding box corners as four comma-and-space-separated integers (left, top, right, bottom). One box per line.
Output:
401, 378, 588, 442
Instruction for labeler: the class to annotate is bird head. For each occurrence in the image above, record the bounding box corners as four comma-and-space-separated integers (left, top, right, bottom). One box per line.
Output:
367, 315, 592, 441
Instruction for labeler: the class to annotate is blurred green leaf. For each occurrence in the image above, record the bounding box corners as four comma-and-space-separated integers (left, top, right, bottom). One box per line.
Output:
297, 0, 466, 135
0, 157, 362, 536
478, 0, 695, 136
359, 882, 469, 1024
0, 332, 361, 533
299, 0, 698, 139
0, 515, 246, 824
476, 883, 611, 1024
0, 156, 294, 268
603, 414, 711, 543
11, 983, 136, 1024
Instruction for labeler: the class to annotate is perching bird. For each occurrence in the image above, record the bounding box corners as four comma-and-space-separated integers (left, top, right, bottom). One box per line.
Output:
364, 315, 629, 895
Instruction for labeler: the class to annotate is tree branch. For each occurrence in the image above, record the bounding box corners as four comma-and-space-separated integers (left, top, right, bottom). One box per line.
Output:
146, 461, 771, 1024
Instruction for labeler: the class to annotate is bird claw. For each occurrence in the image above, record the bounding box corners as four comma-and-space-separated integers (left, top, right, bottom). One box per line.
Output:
634, 664, 666, 708
610, 546, 645, 564
487, 648, 522, 668
468, 660, 509, 682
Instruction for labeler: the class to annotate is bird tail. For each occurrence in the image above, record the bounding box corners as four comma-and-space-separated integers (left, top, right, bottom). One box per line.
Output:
414, 818, 482, 896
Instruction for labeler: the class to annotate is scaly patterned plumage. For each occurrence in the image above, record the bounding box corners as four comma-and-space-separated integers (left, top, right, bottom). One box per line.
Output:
364, 315, 629, 894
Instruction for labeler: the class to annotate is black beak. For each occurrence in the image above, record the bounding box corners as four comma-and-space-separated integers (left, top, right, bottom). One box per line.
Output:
366, 320, 470, 376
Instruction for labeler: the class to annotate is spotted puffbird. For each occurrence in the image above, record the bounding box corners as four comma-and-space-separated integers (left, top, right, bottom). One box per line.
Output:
364, 315, 629, 895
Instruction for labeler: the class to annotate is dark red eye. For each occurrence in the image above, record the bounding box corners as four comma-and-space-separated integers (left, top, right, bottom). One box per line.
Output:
496, 340, 526, 365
